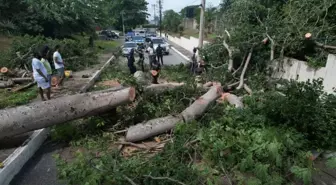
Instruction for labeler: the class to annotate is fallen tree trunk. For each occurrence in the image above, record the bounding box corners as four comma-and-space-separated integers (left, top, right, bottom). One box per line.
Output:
12, 78, 33, 84
143, 83, 185, 94
13, 82, 36, 92
0, 80, 14, 88
0, 87, 135, 139
80, 56, 115, 93
126, 85, 222, 142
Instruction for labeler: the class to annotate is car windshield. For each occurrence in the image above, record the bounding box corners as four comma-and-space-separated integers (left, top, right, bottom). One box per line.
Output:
124, 43, 137, 48
152, 39, 164, 44
133, 36, 143, 40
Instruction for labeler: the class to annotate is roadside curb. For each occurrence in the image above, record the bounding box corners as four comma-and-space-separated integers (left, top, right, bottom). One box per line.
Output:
171, 47, 190, 62
0, 54, 116, 185
0, 128, 49, 185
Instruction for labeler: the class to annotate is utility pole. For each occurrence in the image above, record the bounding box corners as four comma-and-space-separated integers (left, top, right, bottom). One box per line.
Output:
197, 0, 205, 61
157, 0, 163, 37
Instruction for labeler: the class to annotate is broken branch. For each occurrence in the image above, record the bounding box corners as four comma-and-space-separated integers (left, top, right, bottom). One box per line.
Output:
237, 48, 253, 90
144, 175, 186, 185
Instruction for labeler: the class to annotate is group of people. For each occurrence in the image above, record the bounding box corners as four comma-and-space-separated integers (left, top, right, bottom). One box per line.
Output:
32, 45, 65, 101
127, 42, 165, 84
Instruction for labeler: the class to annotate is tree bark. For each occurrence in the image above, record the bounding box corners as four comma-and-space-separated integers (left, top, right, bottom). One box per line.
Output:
12, 78, 33, 84
181, 85, 222, 122
0, 80, 14, 88
0, 87, 136, 139
125, 85, 222, 142
143, 83, 185, 94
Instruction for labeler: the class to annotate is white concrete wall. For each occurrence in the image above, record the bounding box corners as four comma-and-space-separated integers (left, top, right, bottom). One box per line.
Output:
161, 32, 209, 53
272, 55, 336, 93
162, 32, 336, 93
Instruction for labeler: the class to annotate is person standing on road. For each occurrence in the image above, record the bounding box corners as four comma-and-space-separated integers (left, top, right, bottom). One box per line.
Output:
41, 46, 52, 88
32, 52, 50, 101
147, 42, 155, 68
156, 44, 164, 66
128, 49, 137, 74
136, 44, 145, 72
53, 45, 65, 88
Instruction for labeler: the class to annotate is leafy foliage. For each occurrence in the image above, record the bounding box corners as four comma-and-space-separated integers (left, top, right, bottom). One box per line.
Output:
0, 35, 98, 71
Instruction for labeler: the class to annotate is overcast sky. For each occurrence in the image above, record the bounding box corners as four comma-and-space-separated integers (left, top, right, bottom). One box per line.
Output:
146, 0, 221, 19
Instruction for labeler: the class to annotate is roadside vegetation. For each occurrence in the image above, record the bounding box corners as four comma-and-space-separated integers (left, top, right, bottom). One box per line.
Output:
52, 0, 336, 184
0, 0, 335, 184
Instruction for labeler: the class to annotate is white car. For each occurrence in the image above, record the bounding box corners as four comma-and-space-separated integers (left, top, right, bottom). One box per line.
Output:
122, 42, 138, 56
149, 37, 170, 55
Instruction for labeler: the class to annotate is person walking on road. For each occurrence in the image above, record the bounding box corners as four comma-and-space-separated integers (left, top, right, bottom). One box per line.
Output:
53, 45, 65, 88
32, 52, 50, 101
127, 49, 137, 74
156, 44, 164, 66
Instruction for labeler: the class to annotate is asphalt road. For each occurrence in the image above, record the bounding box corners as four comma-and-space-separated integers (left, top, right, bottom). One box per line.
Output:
9, 40, 188, 185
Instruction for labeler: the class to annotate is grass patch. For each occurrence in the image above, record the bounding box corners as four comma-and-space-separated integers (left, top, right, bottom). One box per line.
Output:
0, 86, 37, 109
95, 40, 120, 53
0, 35, 13, 51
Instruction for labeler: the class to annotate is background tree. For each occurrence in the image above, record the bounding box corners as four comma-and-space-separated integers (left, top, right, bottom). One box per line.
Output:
162, 10, 182, 33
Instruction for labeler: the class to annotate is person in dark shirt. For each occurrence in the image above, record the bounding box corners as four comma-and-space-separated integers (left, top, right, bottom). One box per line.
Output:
127, 49, 136, 74
151, 57, 161, 84
136, 44, 145, 72
156, 44, 164, 66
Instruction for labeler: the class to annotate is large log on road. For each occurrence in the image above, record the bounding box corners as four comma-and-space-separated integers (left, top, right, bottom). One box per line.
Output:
125, 85, 222, 142
0, 87, 135, 139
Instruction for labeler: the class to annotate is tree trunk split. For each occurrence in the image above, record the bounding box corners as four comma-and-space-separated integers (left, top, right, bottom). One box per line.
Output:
125, 85, 223, 142
0, 87, 136, 139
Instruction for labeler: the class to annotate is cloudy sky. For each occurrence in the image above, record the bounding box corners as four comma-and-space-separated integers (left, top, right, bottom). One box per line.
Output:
146, 0, 221, 19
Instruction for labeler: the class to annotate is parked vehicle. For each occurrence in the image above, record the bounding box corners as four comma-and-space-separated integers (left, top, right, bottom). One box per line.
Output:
100, 30, 119, 39
131, 36, 145, 45
125, 32, 135, 41
134, 29, 146, 37
149, 37, 170, 55
122, 42, 138, 56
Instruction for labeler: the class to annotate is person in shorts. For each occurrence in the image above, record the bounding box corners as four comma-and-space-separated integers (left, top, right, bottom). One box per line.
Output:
41, 46, 52, 87
53, 45, 65, 87
32, 52, 50, 101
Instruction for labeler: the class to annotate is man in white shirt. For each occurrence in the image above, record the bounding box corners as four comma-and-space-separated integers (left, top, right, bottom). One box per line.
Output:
32, 52, 50, 101
53, 45, 65, 87
147, 42, 155, 68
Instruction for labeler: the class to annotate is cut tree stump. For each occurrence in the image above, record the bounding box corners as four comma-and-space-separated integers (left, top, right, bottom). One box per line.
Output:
0, 87, 136, 139
125, 85, 222, 142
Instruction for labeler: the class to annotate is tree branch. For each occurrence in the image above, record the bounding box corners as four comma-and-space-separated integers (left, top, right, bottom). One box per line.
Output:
144, 175, 186, 185
223, 39, 233, 72
123, 175, 138, 185
237, 48, 253, 90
